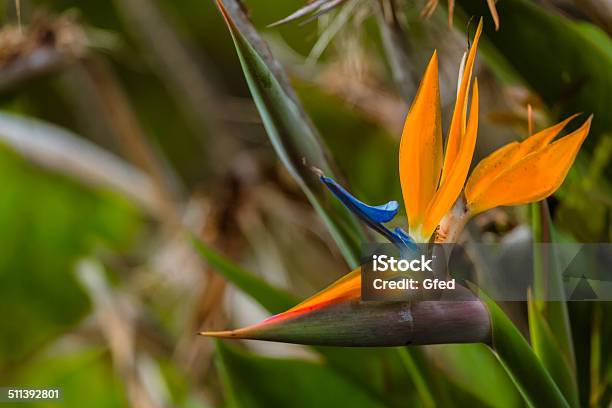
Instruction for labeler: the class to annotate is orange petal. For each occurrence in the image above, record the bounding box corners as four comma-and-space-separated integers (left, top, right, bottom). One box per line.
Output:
465, 141, 520, 203
518, 113, 580, 155
423, 80, 479, 237
467, 116, 592, 214
486, 0, 500, 31
399, 51, 443, 235
285, 268, 361, 315
200, 269, 361, 337
440, 18, 482, 185
465, 114, 580, 203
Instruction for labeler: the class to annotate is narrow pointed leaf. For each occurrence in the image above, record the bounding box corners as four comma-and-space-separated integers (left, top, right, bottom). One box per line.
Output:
530, 200, 578, 407
399, 51, 443, 233
192, 237, 297, 314
396, 348, 436, 407
531, 201, 576, 366
301, 0, 348, 26
528, 290, 580, 407
470, 284, 571, 408
374, 0, 417, 101
267, 0, 328, 28
215, 0, 363, 267
431, 344, 523, 408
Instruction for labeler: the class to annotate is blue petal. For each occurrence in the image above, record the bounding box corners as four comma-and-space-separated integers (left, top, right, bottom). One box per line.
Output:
320, 176, 398, 223
393, 227, 418, 251
320, 175, 415, 250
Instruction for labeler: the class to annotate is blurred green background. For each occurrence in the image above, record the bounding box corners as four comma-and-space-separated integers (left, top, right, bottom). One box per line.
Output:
0, 0, 610, 407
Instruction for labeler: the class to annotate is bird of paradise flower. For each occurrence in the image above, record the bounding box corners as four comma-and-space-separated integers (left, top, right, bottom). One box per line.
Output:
201, 20, 592, 347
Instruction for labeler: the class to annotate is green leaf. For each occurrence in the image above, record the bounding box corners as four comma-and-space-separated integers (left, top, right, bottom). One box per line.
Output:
588, 303, 606, 408
215, 340, 387, 408
531, 202, 576, 361
528, 291, 579, 407
430, 344, 523, 408
567, 302, 612, 407
530, 202, 577, 399
215, 0, 364, 267
317, 347, 431, 408
471, 284, 571, 408
396, 348, 436, 407
192, 237, 297, 314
